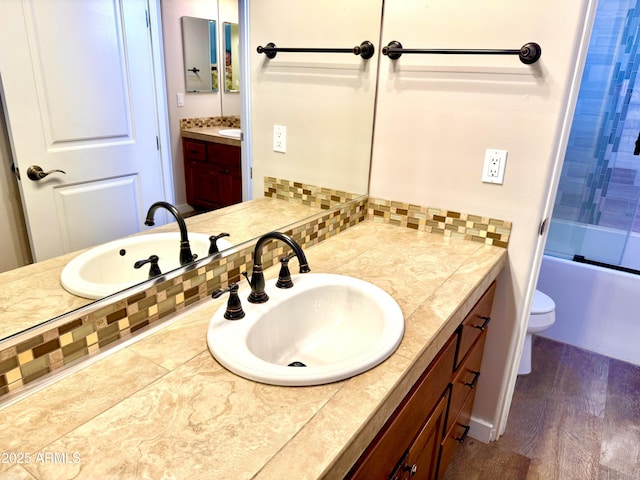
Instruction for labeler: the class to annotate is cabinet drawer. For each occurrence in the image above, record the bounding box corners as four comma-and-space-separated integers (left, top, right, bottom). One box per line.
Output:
455, 282, 495, 370
446, 331, 486, 433
348, 334, 457, 480
182, 139, 207, 162
437, 384, 477, 480
207, 142, 241, 168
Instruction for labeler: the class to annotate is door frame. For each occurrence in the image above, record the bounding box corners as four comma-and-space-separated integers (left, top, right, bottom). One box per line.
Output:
148, 0, 175, 205
493, 0, 599, 440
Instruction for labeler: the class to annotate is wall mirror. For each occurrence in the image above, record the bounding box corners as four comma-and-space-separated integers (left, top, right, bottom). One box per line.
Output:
182, 16, 218, 93
0, 0, 380, 344
223, 22, 240, 93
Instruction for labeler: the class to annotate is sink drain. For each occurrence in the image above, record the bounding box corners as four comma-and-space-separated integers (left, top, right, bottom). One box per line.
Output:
288, 361, 307, 367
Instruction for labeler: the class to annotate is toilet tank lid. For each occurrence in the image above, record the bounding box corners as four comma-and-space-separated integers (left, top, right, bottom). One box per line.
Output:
532, 290, 555, 314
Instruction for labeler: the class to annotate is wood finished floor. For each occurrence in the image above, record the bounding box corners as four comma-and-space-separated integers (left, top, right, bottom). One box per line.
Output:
443, 336, 640, 480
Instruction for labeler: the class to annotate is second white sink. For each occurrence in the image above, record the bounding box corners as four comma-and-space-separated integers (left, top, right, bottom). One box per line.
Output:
218, 128, 241, 139
61, 232, 232, 299
207, 273, 404, 386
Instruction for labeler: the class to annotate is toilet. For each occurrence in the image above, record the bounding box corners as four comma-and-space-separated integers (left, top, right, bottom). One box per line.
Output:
518, 290, 556, 375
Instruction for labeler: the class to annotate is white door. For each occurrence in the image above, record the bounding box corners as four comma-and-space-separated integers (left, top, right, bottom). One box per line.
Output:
0, 0, 167, 262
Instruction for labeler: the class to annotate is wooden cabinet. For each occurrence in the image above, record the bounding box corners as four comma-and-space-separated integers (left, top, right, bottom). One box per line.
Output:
183, 137, 242, 210
348, 282, 496, 480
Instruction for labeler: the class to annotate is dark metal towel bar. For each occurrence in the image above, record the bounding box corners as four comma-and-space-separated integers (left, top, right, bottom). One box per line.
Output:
382, 41, 542, 64
256, 41, 375, 59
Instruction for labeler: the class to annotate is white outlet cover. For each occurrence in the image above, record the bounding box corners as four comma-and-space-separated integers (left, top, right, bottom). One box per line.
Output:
482, 149, 508, 184
273, 125, 286, 153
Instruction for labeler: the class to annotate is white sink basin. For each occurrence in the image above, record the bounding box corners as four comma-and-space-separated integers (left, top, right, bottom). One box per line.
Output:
218, 128, 241, 139
61, 232, 232, 299
207, 273, 404, 386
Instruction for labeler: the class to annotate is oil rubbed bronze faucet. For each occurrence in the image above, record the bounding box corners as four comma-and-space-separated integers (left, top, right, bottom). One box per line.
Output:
243, 232, 310, 303
144, 201, 195, 266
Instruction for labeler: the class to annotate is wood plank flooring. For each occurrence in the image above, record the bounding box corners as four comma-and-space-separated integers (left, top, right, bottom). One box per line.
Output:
443, 336, 640, 480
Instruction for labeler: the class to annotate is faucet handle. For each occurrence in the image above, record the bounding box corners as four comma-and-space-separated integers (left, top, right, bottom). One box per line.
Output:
208, 232, 231, 255
212, 283, 245, 320
276, 254, 295, 289
134, 255, 161, 279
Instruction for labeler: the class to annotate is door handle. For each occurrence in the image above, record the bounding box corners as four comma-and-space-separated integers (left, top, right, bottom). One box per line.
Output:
26, 165, 66, 181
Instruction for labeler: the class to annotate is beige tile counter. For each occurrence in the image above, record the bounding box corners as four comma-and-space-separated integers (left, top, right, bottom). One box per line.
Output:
0, 220, 507, 479
0, 198, 322, 340
181, 126, 242, 147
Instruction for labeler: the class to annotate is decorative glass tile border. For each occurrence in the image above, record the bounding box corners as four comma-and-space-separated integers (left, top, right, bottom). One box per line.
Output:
368, 197, 511, 248
264, 177, 363, 210
0, 197, 367, 399
179, 115, 240, 129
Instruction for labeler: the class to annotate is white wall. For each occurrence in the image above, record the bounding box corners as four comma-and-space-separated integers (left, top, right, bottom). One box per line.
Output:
248, 1, 381, 199
369, 0, 593, 438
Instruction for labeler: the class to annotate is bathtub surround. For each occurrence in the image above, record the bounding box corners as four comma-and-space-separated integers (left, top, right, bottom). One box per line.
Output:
0, 181, 511, 404
537, 254, 640, 366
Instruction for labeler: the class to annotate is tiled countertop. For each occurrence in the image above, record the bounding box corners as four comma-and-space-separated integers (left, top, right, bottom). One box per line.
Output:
181, 126, 242, 146
0, 220, 507, 479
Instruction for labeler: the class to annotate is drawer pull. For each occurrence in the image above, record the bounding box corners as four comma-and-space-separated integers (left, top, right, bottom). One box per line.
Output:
473, 315, 491, 331
455, 425, 471, 444
403, 463, 418, 476
464, 370, 481, 389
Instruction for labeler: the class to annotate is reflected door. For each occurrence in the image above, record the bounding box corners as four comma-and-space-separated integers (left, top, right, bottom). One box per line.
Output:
0, 0, 167, 261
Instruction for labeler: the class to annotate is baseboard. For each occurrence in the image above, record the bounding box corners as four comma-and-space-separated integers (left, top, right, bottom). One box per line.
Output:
468, 416, 496, 443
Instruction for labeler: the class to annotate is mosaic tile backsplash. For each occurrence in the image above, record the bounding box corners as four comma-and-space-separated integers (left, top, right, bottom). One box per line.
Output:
367, 197, 511, 248
264, 177, 363, 210
0, 181, 512, 400
179, 115, 240, 129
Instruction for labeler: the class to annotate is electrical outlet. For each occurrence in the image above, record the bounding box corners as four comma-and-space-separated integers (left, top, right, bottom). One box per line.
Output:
273, 125, 286, 153
482, 149, 507, 184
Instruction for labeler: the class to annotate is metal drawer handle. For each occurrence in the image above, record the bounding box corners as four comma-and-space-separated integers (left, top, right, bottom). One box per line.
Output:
455, 425, 471, 444
473, 315, 491, 331
464, 370, 481, 389
404, 463, 418, 476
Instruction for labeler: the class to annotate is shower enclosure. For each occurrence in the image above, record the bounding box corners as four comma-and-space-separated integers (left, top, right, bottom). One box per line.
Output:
537, 0, 640, 367
546, 0, 640, 271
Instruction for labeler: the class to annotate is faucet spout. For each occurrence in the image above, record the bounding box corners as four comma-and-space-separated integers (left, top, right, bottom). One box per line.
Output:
245, 232, 310, 303
144, 201, 194, 265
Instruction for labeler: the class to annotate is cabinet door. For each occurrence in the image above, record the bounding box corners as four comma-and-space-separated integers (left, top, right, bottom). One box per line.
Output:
348, 336, 456, 479
401, 391, 449, 480
185, 162, 240, 210
437, 386, 476, 480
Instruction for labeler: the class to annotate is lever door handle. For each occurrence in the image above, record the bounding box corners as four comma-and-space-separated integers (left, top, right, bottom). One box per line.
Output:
27, 165, 66, 181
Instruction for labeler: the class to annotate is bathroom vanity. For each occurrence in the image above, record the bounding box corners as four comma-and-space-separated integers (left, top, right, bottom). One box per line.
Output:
0, 216, 506, 479
349, 283, 494, 479
182, 127, 242, 210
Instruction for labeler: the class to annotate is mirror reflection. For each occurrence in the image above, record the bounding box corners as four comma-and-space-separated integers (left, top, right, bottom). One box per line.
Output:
182, 16, 218, 93
0, 0, 378, 344
224, 22, 240, 93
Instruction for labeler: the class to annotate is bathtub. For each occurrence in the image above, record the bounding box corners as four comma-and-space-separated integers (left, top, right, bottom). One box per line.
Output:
536, 254, 640, 366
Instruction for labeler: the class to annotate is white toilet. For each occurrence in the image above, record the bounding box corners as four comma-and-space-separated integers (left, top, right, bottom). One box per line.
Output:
518, 290, 556, 375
